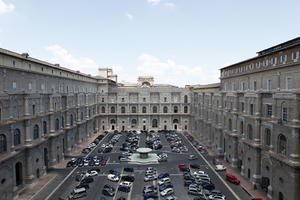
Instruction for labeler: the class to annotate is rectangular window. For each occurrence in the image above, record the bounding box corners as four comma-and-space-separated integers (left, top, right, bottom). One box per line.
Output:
164, 97, 167, 102
143, 98, 146, 102
121, 98, 125, 102
280, 55, 287, 64
12, 81, 17, 89
292, 51, 300, 61
286, 77, 292, 90
270, 57, 277, 65
250, 104, 254, 115
28, 83, 32, 90
266, 104, 272, 117
241, 102, 245, 112
102, 98, 104, 102
267, 79, 272, 91
253, 81, 257, 91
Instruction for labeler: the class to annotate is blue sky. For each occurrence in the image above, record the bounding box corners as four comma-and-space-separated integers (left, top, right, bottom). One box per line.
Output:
0, 0, 300, 86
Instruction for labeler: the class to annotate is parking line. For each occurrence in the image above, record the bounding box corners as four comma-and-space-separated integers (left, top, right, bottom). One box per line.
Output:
112, 168, 124, 200
44, 132, 110, 200
182, 134, 241, 200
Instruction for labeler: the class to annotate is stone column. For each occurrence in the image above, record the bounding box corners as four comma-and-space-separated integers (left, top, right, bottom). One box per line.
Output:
231, 137, 238, 168
24, 150, 34, 184
254, 119, 261, 144
49, 114, 54, 134
24, 96, 30, 116
292, 96, 300, 125
49, 95, 53, 112
65, 111, 70, 128
24, 120, 32, 144
290, 128, 300, 162
49, 138, 57, 167
252, 149, 262, 185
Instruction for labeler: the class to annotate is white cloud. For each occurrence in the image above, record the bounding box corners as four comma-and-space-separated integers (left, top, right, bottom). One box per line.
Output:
164, 2, 176, 9
0, 0, 15, 15
147, 0, 160, 6
125, 12, 133, 20
45, 44, 100, 75
137, 53, 219, 86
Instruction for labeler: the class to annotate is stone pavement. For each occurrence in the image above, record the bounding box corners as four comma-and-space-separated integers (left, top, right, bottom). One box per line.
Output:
18, 132, 104, 200
191, 135, 268, 200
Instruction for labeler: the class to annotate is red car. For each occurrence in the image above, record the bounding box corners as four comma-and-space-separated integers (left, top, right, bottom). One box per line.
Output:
178, 163, 189, 168
226, 174, 240, 184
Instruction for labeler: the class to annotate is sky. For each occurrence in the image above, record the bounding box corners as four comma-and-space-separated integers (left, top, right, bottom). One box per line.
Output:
0, 0, 300, 86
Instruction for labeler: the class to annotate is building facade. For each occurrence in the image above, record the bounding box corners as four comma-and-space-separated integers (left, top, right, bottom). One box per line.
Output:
0, 49, 191, 200
191, 37, 300, 200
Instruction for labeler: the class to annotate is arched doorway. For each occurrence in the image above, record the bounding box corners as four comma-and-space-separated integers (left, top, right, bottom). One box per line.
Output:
152, 119, 158, 128
44, 148, 49, 169
36, 168, 40, 178
173, 119, 179, 130
15, 162, 23, 186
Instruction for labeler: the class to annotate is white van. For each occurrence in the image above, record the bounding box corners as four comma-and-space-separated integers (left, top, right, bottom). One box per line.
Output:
68, 187, 87, 199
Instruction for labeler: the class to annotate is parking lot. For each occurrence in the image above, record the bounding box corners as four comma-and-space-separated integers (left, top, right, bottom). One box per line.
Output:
40, 130, 252, 200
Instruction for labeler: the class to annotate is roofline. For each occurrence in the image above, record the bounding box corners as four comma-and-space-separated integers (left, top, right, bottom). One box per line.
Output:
220, 36, 300, 71
0, 48, 114, 82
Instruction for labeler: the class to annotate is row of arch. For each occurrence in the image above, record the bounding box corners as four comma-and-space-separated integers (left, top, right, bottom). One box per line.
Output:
227, 119, 287, 156
101, 106, 188, 114
109, 118, 180, 128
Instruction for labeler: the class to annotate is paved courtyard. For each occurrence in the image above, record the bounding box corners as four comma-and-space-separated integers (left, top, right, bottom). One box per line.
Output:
30, 131, 253, 200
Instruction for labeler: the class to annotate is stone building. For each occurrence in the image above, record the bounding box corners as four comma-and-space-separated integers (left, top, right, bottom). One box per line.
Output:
0, 49, 191, 200
190, 37, 300, 200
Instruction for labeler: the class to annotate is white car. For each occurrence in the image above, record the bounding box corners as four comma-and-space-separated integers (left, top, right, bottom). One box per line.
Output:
160, 187, 174, 197
193, 171, 207, 176
215, 164, 226, 171
144, 175, 157, 181
208, 194, 226, 200
107, 174, 119, 182
120, 181, 132, 187
158, 177, 171, 186
85, 170, 98, 177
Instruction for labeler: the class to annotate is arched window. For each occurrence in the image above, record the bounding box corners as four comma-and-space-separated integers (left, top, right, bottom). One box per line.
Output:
174, 106, 178, 113
142, 106, 147, 113
184, 106, 188, 113
55, 118, 60, 131
14, 129, 21, 146
33, 125, 39, 139
278, 134, 287, 155
101, 106, 105, 113
0, 134, 7, 153
247, 124, 253, 140
152, 119, 158, 128
153, 106, 158, 113
80, 112, 84, 120
173, 119, 179, 124
184, 95, 188, 103
111, 106, 115, 113
265, 128, 271, 146
228, 119, 232, 131
132, 106, 137, 113
110, 119, 116, 124
43, 121, 47, 135
240, 121, 244, 134
121, 106, 126, 113
88, 109, 91, 117
70, 115, 74, 126
163, 106, 168, 113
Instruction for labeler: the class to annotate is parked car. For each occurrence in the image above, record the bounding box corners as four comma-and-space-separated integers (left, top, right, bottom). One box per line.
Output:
226, 174, 240, 184
160, 188, 174, 197
121, 175, 135, 182
107, 174, 119, 182
158, 173, 170, 179
85, 170, 98, 177
68, 187, 87, 200
190, 164, 200, 169
188, 155, 197, 160
124, 167, 134, 172
215, 164, 226, 171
